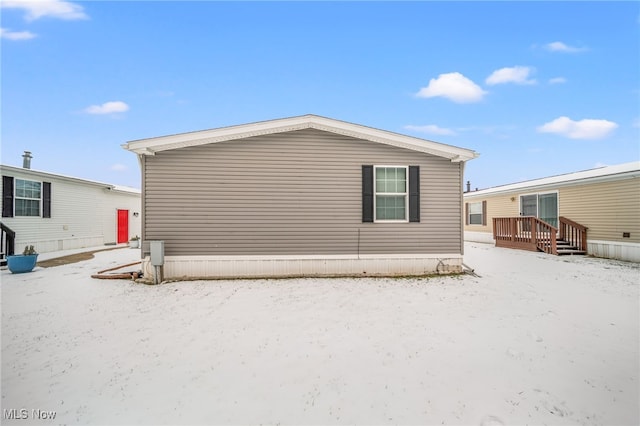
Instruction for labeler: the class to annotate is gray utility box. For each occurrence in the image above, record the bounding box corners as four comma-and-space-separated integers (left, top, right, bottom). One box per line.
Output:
150, 241, 165, 266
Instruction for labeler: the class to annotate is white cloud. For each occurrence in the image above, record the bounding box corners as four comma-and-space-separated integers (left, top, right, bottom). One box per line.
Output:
548, 77, 567, 84
110, 163, 127, 172
0, 27, 37, 40
84, 101, 130, 115
537, 116, 618, 140
1, 0, 88, 21
486, 66, 536, 85
544, 41, 588, 53
404, 124, 456, 136
415, 72, 487, 103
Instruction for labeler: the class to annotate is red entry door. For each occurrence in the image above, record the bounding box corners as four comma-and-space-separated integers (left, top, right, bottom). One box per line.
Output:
117, 210, 129, 244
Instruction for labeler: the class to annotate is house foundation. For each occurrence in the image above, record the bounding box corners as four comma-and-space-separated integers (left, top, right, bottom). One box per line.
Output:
141, 254, 463, 281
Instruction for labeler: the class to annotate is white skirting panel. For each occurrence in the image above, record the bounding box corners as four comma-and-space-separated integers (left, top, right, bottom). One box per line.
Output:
17, 236, 104, 254
464, 231, 495, 244
588, 240, 640, 263
142, 254, 463, 281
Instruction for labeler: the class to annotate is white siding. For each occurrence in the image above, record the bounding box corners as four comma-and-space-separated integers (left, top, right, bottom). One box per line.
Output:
1, 166, 141, 254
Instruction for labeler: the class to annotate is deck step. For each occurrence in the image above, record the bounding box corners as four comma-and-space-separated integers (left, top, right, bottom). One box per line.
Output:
557, 249, 587, 256
538, 239, 586, 256
556, 239, 586, 255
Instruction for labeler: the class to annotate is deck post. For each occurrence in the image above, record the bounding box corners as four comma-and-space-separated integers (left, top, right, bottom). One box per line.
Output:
492, 218, 497, 241
531, 216, 537, 247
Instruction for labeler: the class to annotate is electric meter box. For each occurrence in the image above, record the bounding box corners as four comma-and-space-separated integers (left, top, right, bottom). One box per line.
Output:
150, 241, 165, 266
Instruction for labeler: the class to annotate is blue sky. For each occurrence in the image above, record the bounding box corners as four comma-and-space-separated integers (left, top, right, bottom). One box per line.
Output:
2, 1, 639, 190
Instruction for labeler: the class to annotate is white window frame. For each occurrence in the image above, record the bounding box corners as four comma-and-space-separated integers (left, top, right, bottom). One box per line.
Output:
468, 201, 483, 226
14, 178, 42, 217
373, 165, 409, 223
519, 190, 559, 226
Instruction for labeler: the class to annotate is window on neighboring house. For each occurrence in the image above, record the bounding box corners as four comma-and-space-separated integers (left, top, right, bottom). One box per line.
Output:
520, 192, 558, 227
375, 166, 408, 221
2, 176, 51, 218
468, 202, 483, 225
465, 200, 487, 226
362, 165, 420, 223
15, 179, 41, 216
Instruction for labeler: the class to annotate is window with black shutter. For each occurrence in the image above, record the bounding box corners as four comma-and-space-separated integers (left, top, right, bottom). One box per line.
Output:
362, 165, 420, 223
1, 176, 51, 218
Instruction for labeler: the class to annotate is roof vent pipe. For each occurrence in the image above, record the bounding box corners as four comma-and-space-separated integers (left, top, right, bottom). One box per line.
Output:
22, 151, 33, 169
466, 180, 471, 193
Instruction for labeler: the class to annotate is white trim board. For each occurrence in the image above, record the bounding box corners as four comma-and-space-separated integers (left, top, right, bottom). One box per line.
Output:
123, 115, 478, 162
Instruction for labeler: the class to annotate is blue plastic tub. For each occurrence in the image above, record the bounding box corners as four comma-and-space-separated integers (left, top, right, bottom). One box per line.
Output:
6, 254, 38, 274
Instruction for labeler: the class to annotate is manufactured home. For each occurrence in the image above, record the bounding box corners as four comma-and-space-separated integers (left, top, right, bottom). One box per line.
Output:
1, 158, 141, 260
123, 115, 478, 280
464, 162, 640, 262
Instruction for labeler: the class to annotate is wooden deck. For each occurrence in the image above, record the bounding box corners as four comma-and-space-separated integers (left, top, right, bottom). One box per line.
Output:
493, 216, 587, 256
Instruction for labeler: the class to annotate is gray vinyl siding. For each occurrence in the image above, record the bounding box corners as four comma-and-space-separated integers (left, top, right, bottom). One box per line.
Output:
142, 129, 463, 256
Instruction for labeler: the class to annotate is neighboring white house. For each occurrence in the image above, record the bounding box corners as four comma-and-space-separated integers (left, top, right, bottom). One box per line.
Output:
1, 159, 141, 256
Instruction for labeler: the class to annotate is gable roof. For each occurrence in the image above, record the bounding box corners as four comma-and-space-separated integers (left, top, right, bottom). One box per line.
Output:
464, 161, 640, 198
122, 114, 479, 162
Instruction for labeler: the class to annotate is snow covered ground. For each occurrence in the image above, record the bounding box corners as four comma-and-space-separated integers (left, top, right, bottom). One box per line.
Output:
1, 243, 638, 425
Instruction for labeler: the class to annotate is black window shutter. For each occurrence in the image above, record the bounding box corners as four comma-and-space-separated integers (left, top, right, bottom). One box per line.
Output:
2, 176, 14, 218
409, 166, 420, 222
43, 182, 51, 218
362, 165, 374, 222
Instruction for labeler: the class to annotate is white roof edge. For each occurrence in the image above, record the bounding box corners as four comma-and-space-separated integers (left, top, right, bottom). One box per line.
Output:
122, 114, 479, 162
464, 161, 640, 198
0, 164, 141, 194
110, 185, 143, 195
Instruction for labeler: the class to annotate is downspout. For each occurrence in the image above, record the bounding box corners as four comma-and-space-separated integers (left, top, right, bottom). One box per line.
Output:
460, 160, 466, 256
138, 153, 146, 260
